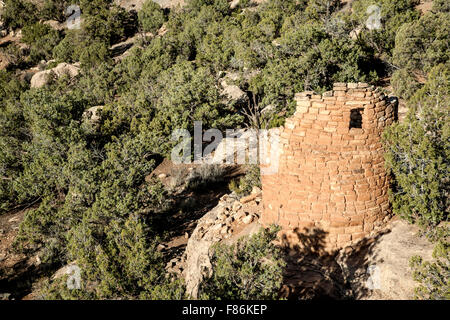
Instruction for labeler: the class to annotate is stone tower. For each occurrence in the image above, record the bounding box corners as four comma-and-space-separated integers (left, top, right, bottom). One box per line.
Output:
260, 83, 396, 251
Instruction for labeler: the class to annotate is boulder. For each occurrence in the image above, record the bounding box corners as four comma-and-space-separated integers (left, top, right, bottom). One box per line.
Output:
251, 186, 262, 195
220, 78, 247, 102
183, 203, 224, 298
43, 20, 65, 31
52, 262, 79, 281
82, 106, 104, 130
203, 129, 255, 164
240, 186, 262, 204
30, 71, 53, 88
230, 0, 240, 9
30, 62, 79, 88
242, 214, 254, 225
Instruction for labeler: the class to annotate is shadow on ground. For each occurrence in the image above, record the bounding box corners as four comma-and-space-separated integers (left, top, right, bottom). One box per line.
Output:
279, 227, 391, 300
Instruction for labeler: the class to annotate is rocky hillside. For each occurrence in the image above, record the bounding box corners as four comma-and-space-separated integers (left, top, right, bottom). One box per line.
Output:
0, 0, 447, 301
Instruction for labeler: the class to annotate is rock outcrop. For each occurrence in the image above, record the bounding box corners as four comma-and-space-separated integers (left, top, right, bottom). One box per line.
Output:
43, 20, 65, 31
30, 62, 80, 88
359, 219, 434, 300
82, 106, 104, 129
204, 129, 252, 164
183, 189, 263, 299
220, 77, 247, 102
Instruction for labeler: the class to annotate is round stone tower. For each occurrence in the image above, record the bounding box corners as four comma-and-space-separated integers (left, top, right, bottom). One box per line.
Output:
260, 83, 396, 251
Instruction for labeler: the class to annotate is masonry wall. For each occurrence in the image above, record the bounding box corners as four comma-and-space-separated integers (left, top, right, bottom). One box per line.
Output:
260, 83, 395, 251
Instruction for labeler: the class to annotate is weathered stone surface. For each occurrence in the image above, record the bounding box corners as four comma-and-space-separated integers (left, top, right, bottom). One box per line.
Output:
240, 193, 258, 204
251, 186, 262, 195
43, 20, 65, 31
280, 219, 434, 300
30, 63, 80, 88
184, 201, 227, 298
83, 106, 104, 125
51, 262, 79, 281
230, 0, 240, 9
242, 214, 254, 225
360, 220, 434, 300
183, 192, 262, 299
204, 129, 254, 164
220, 78, 247, 102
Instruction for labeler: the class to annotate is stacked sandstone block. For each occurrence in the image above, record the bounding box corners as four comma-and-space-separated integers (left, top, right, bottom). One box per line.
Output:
260, 83, 395, 251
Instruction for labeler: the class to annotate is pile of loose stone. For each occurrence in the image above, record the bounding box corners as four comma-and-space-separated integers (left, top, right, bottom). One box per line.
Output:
166, 187, 263, 298
194, 187, 262, 241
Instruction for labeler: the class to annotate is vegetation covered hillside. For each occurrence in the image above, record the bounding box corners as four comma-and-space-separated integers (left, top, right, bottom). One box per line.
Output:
0, 0, 448, 300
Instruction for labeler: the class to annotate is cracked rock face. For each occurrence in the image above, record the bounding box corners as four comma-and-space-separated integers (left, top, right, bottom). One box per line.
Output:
183, 191, 262, 299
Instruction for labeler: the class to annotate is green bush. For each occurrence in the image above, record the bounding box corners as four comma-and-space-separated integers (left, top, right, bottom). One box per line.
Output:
391, 68, 420, 100
138, 0, 166, 33
0, 43, 27, 70
383, 64, 449, 228
79, 40, 111, 69
410, 225, 449, 300
1, 0, 38, 30
52, 32, 78, 63
350, 0, 420, 56
22, 22, 62, 63
39, 0, 73, 22
229, 165, 261, 196
199, 225, 285, 300
79, 0, 130, 45
0, 71, 28, 213
393, 11, 449, 73
41, 214, 185, 300
52, 1, 130, 66
432, 0, 450, 13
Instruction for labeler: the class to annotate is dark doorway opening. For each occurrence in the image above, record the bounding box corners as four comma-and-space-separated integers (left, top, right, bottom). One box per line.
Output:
350, 108, 364, 129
